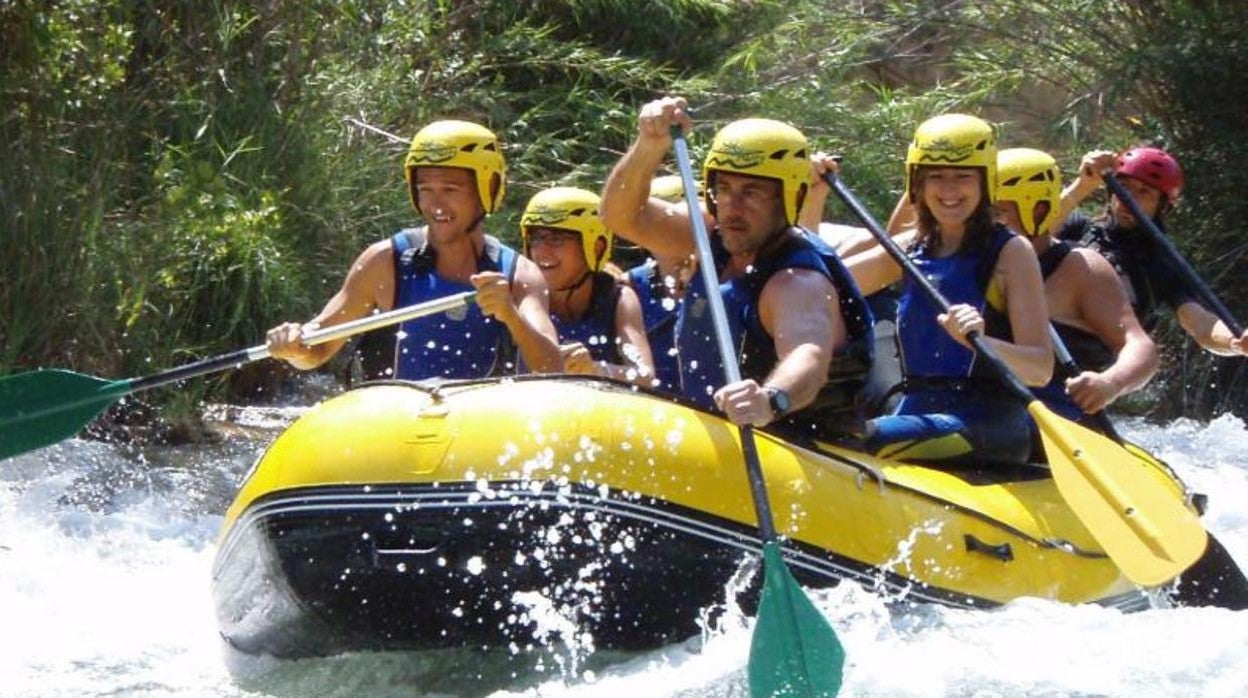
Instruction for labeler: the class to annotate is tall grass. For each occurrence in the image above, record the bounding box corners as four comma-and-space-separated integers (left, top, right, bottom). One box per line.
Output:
2, 0, 1243, 419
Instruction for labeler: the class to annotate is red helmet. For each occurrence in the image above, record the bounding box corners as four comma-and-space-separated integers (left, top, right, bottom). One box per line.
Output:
1117, 147, 1183, 202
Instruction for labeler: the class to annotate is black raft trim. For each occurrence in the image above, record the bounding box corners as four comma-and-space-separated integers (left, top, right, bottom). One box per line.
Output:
215, 480, 1148, 612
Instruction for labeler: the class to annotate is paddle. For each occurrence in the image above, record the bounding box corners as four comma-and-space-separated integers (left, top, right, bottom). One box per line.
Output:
1047, 325, 1248, 608
1046, 325, 1122, 441
824, 170, 1207, 587
1103, 173, 1245, 337
0, 292, 476, 461
671, 127, 844, 697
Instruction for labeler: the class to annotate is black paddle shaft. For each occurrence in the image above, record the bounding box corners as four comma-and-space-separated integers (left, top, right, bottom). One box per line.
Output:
1047, 325, 1122, 441
1104, 173, 1244, 336
824, 172, 1038, 404
127, 348, 261, 393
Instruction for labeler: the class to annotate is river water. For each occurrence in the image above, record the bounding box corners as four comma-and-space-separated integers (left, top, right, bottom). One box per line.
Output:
1, 399, 1245, 697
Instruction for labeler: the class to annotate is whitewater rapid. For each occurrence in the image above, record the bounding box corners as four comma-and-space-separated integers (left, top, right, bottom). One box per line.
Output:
1, 411, 1244, 697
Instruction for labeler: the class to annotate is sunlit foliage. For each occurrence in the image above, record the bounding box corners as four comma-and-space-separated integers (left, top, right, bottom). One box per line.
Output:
2, 0, 1242, 418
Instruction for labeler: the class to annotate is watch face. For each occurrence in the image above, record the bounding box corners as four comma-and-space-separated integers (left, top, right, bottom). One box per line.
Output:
768, 387, 791, 415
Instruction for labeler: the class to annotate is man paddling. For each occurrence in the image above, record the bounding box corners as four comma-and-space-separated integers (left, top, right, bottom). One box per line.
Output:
600, 97, 872, 437
266, 120, 562, 378
995, 147, 1160, 420
1053, 146, 1248, 610
1059, 147, 1247, 357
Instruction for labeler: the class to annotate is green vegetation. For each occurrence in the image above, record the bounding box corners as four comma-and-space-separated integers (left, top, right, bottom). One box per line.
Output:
2, 0, 1244, 419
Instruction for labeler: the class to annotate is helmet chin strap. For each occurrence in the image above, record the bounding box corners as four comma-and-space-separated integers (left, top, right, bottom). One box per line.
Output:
551, 270, 594, 321
455, 213, 489, 267
555, 270, 593, 294
418, 211, 490, 271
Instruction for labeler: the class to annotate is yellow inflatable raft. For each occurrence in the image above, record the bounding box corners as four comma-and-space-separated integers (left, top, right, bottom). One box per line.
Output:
212, 376, 1193, 659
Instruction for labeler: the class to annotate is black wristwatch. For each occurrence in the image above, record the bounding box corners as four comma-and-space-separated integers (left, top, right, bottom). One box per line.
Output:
763, 385, 791, 418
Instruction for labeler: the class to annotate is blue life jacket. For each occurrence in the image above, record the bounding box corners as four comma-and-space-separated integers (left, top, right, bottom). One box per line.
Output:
551, 271, 624, 365
675, 227, 874, 423
627, 260, 681, 392
897, 224, 1014, 384
869, 224, 1031, 466
389, 228, 519, 380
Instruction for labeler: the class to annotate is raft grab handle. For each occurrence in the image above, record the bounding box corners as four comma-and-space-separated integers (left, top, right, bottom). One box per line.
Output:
964, 534, 1014, 562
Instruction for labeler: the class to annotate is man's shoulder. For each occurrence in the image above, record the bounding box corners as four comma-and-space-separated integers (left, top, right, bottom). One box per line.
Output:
1066, 244, 1110, 268
359, 236, 399, 265
760, 263, 836, 302
1054, 246, 1114, 289
744, 232, 833, 290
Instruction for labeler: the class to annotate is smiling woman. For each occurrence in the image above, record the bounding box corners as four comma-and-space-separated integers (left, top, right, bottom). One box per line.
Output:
845, 113, 1054, 467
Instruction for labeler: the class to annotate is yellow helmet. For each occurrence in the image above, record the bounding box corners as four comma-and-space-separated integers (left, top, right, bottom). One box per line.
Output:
649, 174, 700, 203
520, 187, 613, 272
702, 118, 809, 225
996, 148, 1062, 237
403, 120, 506, 214
905, 114, 997, 203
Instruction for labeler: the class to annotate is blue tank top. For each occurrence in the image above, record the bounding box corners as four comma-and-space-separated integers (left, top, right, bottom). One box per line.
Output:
627, 260, 681, 392
551, 272, 623, 365
674, 263, 746, 407
897, 225, 1014, 380
391, 229, 519, 380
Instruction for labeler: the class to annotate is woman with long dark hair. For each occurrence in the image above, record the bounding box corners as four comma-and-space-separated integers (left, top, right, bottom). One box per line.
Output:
845, 114, 1053, 465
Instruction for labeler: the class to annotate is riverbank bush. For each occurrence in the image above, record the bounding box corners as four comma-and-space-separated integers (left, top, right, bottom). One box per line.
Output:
2, 0, 1242, 419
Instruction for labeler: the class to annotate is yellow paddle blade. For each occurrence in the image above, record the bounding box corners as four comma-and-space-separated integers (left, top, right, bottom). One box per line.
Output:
1029, 401, 1208, 586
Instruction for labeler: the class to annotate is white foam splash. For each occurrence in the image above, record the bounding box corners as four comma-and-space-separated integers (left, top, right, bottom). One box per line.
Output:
2, 414, 1244, 696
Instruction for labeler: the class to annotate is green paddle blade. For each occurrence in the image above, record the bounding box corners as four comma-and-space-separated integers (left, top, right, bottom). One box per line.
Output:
0, 369, 131, 460
749, 542, 845, 697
